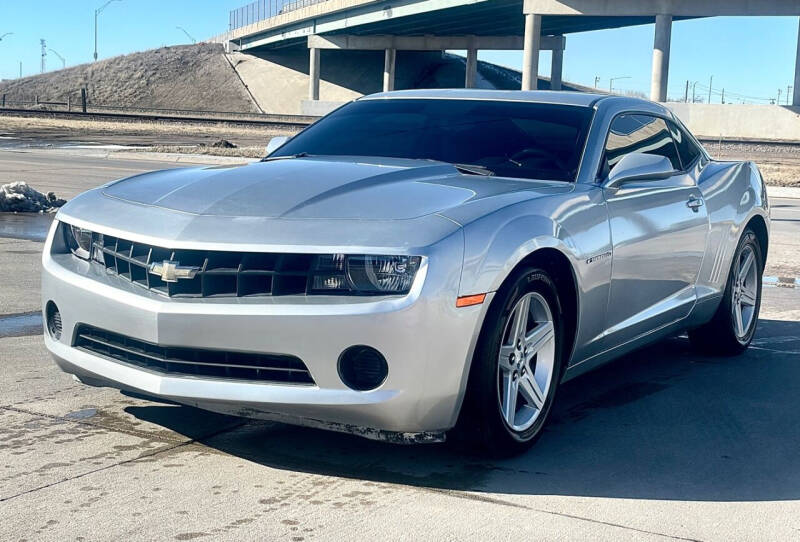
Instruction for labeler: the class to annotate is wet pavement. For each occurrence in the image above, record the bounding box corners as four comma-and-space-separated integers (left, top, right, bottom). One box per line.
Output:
0, 311, 42, 338
0, 212, 54, 242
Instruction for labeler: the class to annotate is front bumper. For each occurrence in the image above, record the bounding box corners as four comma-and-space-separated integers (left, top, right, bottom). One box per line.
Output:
42, 221, 490, 440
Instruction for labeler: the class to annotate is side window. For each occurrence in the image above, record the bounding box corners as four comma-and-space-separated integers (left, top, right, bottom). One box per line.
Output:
602, 114, 681, 177
668, 120, 702, 169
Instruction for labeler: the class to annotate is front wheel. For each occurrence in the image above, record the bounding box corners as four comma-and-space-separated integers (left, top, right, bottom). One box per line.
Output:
455, 267, 565, 457
689, 228, 763, 355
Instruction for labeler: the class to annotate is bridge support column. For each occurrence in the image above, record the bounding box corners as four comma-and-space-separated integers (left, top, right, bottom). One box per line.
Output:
383, 48, 396, 92
650, 14, 672, 102
522, 13, 541, 91
550, 39, 563, 90
308, 47, 320, 101
794, 18, 800, 106
465, 48, 478, 88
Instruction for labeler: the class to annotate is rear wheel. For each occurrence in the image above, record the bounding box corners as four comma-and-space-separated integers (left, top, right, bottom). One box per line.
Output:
454, 267, 565, 457
689, 229, 762, 355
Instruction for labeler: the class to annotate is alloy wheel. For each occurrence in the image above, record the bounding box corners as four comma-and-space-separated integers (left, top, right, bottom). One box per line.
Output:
497, 292, 556, 433
731, 244, 759, 340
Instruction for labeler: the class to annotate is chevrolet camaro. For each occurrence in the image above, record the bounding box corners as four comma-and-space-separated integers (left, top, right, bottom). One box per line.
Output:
43, 90, 769, 455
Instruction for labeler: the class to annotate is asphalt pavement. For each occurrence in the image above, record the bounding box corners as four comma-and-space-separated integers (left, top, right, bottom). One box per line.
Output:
2, 148, 800, 541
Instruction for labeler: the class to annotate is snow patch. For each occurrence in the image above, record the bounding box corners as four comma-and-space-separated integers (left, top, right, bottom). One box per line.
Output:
0, 182, 66, 212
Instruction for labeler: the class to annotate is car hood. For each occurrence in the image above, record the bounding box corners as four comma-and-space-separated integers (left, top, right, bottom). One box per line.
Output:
101, 156, 571, 220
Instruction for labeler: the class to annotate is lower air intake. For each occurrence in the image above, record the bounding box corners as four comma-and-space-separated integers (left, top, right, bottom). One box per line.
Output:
74, 324, 314, 385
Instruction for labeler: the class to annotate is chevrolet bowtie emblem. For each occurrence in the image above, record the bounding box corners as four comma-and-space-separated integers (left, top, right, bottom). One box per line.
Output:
148, 260, 200, 283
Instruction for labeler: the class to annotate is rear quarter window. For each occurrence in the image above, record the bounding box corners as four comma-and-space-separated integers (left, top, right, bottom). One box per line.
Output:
668, 121, 703, 169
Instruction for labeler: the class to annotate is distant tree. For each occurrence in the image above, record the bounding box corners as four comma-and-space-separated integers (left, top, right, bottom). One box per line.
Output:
622, 89, 648, 99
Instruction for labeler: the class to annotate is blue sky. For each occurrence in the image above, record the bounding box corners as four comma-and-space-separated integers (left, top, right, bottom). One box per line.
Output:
0, 2, 797, 104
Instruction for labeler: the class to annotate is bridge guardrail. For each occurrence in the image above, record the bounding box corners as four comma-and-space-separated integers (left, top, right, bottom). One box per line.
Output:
229, 0, 329, 30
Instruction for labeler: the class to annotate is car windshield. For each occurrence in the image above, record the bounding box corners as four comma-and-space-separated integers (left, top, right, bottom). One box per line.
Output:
270, 98, 595, 182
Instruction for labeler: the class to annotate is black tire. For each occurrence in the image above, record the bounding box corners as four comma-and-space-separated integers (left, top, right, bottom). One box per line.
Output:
688, 228, 763, 355
452, 266, 566, 457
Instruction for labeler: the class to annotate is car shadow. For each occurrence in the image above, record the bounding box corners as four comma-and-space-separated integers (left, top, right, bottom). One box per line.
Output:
125, 318, 800, 502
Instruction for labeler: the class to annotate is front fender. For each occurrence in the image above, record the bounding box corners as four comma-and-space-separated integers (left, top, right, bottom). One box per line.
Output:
456, 188, 613, 364
459, 213, 567, 296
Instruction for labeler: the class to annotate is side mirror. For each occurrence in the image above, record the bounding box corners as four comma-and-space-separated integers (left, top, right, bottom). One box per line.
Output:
265, 136, 290, 156
605, 152, 675, 188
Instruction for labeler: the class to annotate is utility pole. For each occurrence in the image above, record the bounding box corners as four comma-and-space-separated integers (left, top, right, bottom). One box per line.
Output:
40, 39, 46, 73
721, 88, 725, 104
707, 75, 713, 104
788, 86, 793, 105
692, 81, 699, 103
49, 48, 65, 69
19, 61, 22, 78
94, 0, 121, 61
684, 80, 689, 102
778, 88, 782, 105
594, 75, 600, 89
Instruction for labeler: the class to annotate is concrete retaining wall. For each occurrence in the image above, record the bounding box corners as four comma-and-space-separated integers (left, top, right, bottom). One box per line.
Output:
230, 49, 562, 115
667, 103, 800, 142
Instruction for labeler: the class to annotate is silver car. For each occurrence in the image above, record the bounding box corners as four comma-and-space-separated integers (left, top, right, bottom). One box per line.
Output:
43, 90, 769, 455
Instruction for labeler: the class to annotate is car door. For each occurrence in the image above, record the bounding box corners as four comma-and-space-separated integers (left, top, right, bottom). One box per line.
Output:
601, 113, 709, 348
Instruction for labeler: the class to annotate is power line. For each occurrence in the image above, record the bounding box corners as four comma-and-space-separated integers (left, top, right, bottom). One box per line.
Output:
693, 82, 773, 103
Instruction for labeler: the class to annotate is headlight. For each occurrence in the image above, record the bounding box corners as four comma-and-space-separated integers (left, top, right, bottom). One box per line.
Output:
64, 224, 93, 259
310, 254, 421, 295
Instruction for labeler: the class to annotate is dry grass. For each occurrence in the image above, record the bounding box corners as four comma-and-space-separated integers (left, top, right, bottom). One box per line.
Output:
0, 44, 257, 113
125, 145, 265, 158
0, 114, 294, 139
756, 163, 800, 188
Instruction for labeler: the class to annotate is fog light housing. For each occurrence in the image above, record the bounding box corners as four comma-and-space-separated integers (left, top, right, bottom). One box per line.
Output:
338, 345, 388, 391
45, 301, 62, 340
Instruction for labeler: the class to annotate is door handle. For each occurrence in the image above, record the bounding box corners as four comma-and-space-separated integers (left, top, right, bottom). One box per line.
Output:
686, 197, 704, 212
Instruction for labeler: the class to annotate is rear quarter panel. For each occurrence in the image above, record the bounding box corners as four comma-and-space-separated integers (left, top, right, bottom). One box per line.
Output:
693, 159, 769, 312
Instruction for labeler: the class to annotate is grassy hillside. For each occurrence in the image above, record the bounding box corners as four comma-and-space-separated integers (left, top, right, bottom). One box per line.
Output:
0, 43, 258, 113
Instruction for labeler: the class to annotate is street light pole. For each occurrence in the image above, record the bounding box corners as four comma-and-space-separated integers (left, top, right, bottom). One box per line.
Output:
609, 76, 631, 94
0, 32, 13, 41
176, 26, 197, 44
94, 0, 121, 61
707, 75, 713, 104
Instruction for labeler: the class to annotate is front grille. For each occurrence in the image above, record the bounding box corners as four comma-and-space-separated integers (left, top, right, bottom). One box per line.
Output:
74, 324, 315, 385
87, 232, 314, 298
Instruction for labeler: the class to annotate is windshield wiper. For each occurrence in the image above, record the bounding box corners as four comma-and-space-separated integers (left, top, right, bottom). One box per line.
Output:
262, 152, 311, 162
452, 163, 495, 176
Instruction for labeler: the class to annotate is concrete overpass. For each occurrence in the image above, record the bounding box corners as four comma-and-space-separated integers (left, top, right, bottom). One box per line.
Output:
226, 0, 800, 106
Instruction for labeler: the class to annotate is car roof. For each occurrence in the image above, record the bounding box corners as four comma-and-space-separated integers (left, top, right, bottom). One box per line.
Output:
360, 89, 669, 113
361, 89, 603, 107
